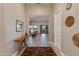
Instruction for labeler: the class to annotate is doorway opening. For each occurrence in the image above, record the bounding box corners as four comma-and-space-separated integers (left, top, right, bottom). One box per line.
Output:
29, 16, 49, 35
26, 16, 49, 47
54, 8, 62, 50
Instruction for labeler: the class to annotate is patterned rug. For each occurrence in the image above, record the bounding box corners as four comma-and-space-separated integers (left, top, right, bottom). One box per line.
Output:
21, 47, 57, 56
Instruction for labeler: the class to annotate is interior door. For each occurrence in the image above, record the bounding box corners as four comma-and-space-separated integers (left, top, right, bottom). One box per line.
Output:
54, 8, 62, 50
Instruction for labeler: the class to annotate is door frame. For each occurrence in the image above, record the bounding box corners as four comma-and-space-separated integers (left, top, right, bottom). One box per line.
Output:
29, 15, 49, 34
54, 8, 62, 50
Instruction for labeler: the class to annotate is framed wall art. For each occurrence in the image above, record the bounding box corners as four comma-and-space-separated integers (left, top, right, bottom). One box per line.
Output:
16, 20, 24, 32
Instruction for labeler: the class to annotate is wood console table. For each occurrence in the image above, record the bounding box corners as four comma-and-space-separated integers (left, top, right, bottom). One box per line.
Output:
14, 35, 28, 52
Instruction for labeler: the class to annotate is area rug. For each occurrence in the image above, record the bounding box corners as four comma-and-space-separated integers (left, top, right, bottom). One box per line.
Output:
21, 47, 57, 56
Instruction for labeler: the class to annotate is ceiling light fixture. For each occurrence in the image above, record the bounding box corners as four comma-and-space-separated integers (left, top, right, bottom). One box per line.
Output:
36, 3, 40, 4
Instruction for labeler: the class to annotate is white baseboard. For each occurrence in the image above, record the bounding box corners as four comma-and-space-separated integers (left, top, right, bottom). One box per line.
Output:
12, 51, 18, 56
48, 42, 65, 56
18, 47, 26, 56
12, 42, 65, 56
12, 47, 26, 56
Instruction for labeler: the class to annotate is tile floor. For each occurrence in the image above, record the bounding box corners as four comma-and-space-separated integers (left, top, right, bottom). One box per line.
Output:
20, 34, 57, 56
26, 34, 49, 47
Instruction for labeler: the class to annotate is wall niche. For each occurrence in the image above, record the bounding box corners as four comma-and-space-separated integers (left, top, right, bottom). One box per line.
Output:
65, 16, 75, 27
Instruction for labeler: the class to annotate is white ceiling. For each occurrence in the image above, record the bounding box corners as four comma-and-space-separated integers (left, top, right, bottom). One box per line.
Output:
29, 16, 49, 22
25, 3, 53, 9
25, 3, 53, 6
29, 16, 49, 25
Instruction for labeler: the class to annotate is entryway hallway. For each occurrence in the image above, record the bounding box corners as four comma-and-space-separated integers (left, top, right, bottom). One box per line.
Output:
1, 3, 79, 56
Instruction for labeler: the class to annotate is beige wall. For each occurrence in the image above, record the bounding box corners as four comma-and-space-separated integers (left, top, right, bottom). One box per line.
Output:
62, 3, 79, 56
0, 4, 26, 55
4, 3, 26, 55
52, 3, 79, 56
0, 4, 6, 55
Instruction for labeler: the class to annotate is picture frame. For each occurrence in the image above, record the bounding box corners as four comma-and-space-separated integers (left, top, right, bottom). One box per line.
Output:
16, 20, 24, 32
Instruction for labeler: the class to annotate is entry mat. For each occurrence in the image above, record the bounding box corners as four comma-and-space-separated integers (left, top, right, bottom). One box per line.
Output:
21, 47, 57, 56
